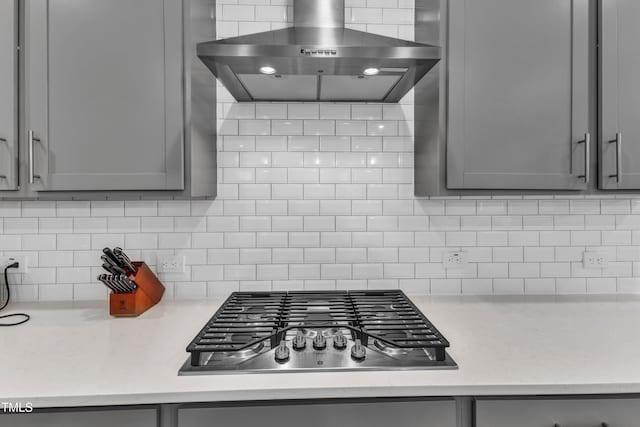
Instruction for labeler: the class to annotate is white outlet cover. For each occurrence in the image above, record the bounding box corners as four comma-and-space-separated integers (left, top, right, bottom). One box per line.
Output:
2, 256, 28, 273
582, 251, 608, 269
442, 250, 467, 269
157, 255, 186, 273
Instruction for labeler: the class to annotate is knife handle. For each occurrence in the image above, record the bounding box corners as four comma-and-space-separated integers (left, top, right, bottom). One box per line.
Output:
102, 247, 122, 266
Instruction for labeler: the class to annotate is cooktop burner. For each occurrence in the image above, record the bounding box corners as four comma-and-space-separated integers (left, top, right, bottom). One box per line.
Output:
179, 290, 457, 374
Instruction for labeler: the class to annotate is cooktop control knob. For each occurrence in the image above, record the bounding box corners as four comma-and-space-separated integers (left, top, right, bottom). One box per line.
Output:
351, 339, 366, 361
333, 333, 347, 350
312, 334, 326, 350
292, 331, 306, 350
274, 341, 290, 362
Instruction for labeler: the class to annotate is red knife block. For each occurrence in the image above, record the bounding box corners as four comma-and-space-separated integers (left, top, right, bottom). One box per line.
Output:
109, 261, 165, 317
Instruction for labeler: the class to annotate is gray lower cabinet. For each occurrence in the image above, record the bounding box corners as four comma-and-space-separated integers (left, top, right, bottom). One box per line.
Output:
600, 0, 640, 189
24, 0, 184, 192
447, 0, 590, 190
0, 0, 18, 191
476, 397, 640, 427
0, 408, 157, 427
178, 399, 457, 427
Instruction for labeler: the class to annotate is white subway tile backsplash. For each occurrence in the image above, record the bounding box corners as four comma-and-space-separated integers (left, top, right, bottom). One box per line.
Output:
321, 232, 352, 248
336, 153, 366, 168
303, 184, 335, 199
336, 216, 367, 231
336, 184, 367, 200
570, 199, 601, 215
272, 216, 303, 232
336, 121, 367, 136
221, 4, 255, 21
290, 264, 320, 279
57, 201, 92, 217
2, 4, 640, 302
304, 120, 335, 136
319, 136, 351, 151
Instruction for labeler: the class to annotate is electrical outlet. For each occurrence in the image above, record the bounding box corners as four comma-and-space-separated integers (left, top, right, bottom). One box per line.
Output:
583, 251, 608, 269
443, 250, 467, 269
157, 255, 186, 273
1, 256, 28, 273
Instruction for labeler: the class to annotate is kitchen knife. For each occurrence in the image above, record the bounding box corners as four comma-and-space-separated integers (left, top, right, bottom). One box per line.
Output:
113, 247, 137, 273
101, 254, 119, 268
124, 276, 137, 292
103, 275, 118, 292
102, 262, 118, 275
102, 247, 124, 269
110, 275, 127, 293
115, 275, 128, 293
116, 253, 136, 274
108, 264, 127, 276
98, 274, 118, 293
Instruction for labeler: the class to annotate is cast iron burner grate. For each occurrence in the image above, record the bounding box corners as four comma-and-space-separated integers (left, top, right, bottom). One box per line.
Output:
186, 290, 450, 367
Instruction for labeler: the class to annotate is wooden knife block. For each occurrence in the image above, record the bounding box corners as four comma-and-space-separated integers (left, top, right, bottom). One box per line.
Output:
109, 261, 165, 317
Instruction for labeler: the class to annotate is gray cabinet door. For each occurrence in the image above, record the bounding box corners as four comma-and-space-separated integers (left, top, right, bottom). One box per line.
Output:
476, 398, 640, 427
179, 399, 457, 427
447, 0, 590, 190
24, 0, 184, 191
0, 0, 17, 191
0, 408, 157, 427
600, 0, 640, 189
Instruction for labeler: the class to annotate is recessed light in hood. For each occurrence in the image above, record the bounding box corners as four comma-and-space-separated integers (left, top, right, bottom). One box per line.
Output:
259, 66, 276, 75
197, 0, 441, 103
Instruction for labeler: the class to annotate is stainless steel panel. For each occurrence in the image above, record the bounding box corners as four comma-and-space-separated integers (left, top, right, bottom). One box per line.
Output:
197, 24, 441, 102
295, 0, 344, 28
180, 329, 456, 375
237, 74, 317, 100
319, 75, 401, 101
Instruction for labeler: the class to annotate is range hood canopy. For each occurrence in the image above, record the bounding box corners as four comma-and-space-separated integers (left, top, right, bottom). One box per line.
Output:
197, 0, 441, 103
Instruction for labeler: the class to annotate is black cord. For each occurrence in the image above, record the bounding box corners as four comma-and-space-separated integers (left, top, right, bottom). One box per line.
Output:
0, 262, 30, 326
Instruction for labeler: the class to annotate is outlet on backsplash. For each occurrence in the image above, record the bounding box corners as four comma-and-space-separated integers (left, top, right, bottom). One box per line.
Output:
443, 250, 467, 269
157, 255, 186, 273
1, 256, 28, 273
583, 251, 609, 269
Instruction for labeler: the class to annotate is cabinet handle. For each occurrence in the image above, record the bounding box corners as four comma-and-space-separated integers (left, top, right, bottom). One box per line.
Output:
28, 130, 41, 184
553, 423, 608, 427
608, 132, 622, 183
0, 137, 7, 179
577, 133, 590, 183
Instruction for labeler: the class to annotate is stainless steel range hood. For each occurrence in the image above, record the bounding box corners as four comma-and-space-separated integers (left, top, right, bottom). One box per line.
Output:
197, 0, 441, 102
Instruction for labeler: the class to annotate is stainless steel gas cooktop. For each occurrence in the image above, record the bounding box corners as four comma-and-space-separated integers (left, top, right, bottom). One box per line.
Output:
179, 290, 457, 375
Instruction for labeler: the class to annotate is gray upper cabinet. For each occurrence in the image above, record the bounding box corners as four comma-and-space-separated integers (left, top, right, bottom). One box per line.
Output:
600, 0, 640, 189
0, 0, 18, 191
24, 0, 184, 191
447, 0, 590, 190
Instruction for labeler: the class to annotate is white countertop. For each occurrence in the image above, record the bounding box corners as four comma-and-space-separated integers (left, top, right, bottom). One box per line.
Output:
2, 295, 640, 408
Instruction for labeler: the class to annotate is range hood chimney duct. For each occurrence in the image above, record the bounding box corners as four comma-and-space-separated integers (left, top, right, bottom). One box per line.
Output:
295, 0, 345, 28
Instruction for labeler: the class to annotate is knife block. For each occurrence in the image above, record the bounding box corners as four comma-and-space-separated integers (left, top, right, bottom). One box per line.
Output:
109, 261, 165, 317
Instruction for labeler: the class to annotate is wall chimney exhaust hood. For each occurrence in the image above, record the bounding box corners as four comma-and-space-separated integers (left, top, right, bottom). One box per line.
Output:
197, 0, 441, 102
